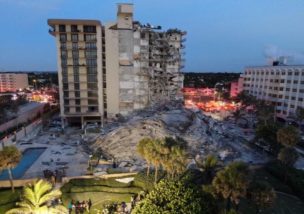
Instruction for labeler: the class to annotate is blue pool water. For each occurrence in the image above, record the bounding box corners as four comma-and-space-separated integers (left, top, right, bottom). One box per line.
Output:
0, 147, 46, 180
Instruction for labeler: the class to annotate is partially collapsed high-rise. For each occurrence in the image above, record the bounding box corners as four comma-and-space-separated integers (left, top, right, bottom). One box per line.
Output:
48, 3, 185, 125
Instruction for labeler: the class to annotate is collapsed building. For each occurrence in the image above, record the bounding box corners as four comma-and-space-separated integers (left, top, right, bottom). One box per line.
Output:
48, 3, 185, 126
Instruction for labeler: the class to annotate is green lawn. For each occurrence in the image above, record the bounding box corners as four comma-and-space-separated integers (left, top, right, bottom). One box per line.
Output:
62, 191, 133, 214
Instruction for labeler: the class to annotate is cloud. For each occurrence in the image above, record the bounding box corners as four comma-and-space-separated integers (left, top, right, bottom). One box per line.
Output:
0, 0, 63, 11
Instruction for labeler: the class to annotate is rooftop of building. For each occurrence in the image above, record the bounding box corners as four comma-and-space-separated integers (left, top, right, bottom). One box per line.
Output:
245, 64, 304, 69
47, 19, 101, 27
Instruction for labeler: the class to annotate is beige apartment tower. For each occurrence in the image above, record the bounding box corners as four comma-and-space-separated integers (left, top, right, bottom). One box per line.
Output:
48, 3, 185, 126
0, 73, 28, 92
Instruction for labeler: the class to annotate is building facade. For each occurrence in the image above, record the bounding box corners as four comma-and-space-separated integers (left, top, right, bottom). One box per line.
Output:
241, 65, 304, 117
0, 73, 28, 93
48, 3, 185, 125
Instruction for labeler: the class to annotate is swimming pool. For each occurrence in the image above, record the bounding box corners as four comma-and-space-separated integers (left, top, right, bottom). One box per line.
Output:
0, 147, 46, 180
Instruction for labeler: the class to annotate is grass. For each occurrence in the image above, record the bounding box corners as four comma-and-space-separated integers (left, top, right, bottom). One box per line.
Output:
62, 191, 133, 214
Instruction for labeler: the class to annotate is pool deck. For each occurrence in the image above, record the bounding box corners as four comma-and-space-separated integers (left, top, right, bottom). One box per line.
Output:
11, 127, 90, 179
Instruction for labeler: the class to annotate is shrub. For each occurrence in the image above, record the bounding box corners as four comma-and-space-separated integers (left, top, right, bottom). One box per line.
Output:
69, 177, 132, 188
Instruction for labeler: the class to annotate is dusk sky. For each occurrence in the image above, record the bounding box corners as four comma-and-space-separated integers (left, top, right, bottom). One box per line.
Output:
0, 0, 304, 72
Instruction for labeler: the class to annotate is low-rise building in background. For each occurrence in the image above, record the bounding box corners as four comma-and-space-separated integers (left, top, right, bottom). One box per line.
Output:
241, 64, 304, 117
0, 73, 28, 92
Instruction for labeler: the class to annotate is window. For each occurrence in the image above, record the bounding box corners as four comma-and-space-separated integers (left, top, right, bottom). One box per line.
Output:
76, 107, 81, 112
74, 83, 80, 90
64, 107, 69, 113
88, 83, 97, 90
292, 88, 297, 92
287, 80, 291, 83
88, 106, 98, 112
86, 59, 97, 67
85, 42, 96, 49
87, 67, 97, 74
63, 91, 69, 97
87, 75, 97, 82
299, 98, 303, 102
291, 97, 296, 100
64, 99, 69, 105
286, 88, 290, 91
294, 80, 298, 84
75, 99, 80, 105
73, 58, 79, 66
71, 34, 78, 42
70, 43, 77, 51
285, 96, 289, 99
71, 25, 78, 32
59, 25, 66, 32
63, 83, 68, 90
85, 50, 97, 58
300, 89, 304, 93
61, 43, 66, 49
84, 34, 96, 41
72, 50, 79, 58
75, 91, 80, 97
88, 91, 98, 97
288, 72, 292, 75
83, 25, 96, 33
88, 99, 98, 105
60, 34, 67, 42
61, 50, 67, 58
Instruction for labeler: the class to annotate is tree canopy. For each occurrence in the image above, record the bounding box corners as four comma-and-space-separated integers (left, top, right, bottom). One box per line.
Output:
132, 179, 217, 214
277, 126, 299, 147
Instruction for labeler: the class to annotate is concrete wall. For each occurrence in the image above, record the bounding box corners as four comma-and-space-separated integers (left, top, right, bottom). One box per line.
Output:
1, 119, 41, 147
105, 23, 120, 117
0, 103, 44, 132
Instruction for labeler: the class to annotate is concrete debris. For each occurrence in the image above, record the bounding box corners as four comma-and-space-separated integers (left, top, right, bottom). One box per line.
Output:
92, 101, 268, 170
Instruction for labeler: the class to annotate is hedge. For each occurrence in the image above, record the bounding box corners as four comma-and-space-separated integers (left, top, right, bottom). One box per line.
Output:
70, 186, 142, 194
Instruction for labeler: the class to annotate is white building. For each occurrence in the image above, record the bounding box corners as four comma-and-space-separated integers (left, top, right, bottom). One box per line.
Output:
242, 65, 304, 117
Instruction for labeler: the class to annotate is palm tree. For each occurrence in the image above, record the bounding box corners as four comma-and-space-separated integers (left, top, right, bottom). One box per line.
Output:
278, 147, 299, 167
212, 161, 250, 211
6, 179, 67, 214
0, 146, 21, 192
196, 155, 218, 181
249, 181, 276, 214
256, 101, 275, 126
276, 126, 299, 147
137, 138, 154, 176
150, 139, 163, 183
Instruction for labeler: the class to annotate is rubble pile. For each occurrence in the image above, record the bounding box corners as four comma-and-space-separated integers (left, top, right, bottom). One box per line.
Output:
92, 101, 267, 171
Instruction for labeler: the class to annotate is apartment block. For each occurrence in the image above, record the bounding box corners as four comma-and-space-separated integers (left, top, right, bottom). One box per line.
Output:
48, 3, 185, 125
241, 65, 304, 117
0, 73, 28, 92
